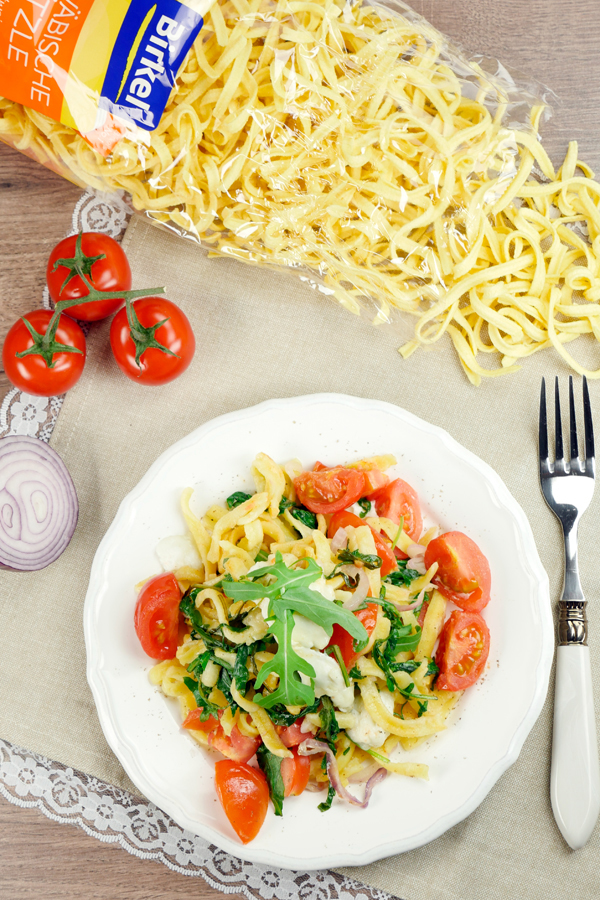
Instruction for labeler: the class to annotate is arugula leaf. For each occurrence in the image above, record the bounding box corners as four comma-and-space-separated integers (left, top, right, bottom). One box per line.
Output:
337, 548, 382, 570
325, 644, 350, 686
217, 666, 238, 714
223, 554, 368, 643
253, 609, 316, 709
180, 591, 225, 649
256, 745, 285, 817
426, 659, 439, 677
183, 676, 221, 722
278, 497, 295, 514
318, 696, 340, 747
395, 681, 431, 716
290, 507, 317, 530
187, 650, 212, 679
385, 559, 422, 587
233, 644, 251, 693
255, 549, 269, 562
387, 622, 422, 655
357, 497, 371, 518
226, 491, 253, 509
266, 699, 320, 726
318, 783, 336, 812
348, 665, 364, 680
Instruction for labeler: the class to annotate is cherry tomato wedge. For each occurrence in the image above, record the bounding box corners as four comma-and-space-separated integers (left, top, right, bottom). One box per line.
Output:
370, 478, 423, 542
327, 510, 398, 577
2, 310, 86, 397
209, 724, 262, 764
277, 719, 307, 748
424, 531, 491, 612
47, 232, 132, 322
328, 602, 378, 670
435, 610, 490, 690
215, 760, 269, 844
361, 467, 389, 495
281, 749, 310, 797
134, 573, 181, 660
109, 297, 195, 385
294, 467, 365, 515
182, 708, 219, 733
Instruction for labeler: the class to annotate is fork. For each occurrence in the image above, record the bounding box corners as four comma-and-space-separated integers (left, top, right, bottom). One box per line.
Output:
539, 375, 600, 849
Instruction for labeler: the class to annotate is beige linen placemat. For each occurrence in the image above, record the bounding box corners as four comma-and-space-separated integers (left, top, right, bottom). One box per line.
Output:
1, 215, 599, 900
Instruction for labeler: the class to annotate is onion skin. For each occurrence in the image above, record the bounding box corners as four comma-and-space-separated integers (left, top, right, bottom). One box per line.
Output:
0, 435, 78, 571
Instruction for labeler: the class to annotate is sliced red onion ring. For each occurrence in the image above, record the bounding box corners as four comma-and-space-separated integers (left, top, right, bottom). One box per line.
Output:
388, 587, 427, 613
340, 566, 369, 610
0, 435, 78, 571
298, 738, 388, 808
348, 759, 381, 784
330, 526, 348, 553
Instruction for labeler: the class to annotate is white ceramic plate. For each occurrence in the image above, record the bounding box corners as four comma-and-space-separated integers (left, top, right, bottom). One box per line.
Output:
84, 394, 553, 870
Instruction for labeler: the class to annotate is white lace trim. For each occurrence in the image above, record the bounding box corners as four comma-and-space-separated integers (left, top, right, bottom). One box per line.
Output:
0, 190, 395, 900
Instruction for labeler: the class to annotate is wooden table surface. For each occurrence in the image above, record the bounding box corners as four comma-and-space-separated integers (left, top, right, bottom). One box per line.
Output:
1, 2, 599, 897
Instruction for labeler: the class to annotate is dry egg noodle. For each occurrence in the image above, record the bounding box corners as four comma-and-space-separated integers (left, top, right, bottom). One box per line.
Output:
1, 0, 600, 383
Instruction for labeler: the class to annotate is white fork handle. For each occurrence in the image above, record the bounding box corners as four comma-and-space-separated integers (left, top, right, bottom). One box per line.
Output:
551, 644, 600, 849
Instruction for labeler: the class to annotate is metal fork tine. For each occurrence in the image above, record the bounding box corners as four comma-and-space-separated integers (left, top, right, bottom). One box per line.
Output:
555, 377, 564, 462
583, 375, 595, 467
539, 377, 549, 465
569, 375, 579, 464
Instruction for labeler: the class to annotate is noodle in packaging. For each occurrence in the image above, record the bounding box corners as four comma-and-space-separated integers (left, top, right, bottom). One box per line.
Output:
1, 0, 600, 383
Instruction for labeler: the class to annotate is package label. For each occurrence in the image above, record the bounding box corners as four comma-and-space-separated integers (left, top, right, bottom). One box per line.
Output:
0, 0, 208, 137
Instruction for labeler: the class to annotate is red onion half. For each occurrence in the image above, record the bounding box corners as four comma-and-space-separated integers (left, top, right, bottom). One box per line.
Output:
0, 435, 78, 571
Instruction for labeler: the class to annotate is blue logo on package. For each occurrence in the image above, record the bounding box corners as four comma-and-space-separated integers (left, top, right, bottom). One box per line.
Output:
101, 0, 203, 130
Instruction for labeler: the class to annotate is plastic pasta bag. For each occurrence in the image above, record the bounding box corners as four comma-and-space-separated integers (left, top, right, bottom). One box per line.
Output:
2, 0, 600, 383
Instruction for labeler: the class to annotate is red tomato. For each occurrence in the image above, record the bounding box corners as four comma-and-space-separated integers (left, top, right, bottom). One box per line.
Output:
436, 610, 490, 690
370, 478, 423, 542
328, 602, 379, 670
109, 297, 195, 385
134, 573, 182, 660
215, 760, 269, 844
313, 461, 328, 472
417, 599, 430, 628
281, 749, 310, 797
424, 531, 491, 612
182, 708, 219, 733
2, 310, 86, 397
294, 467, 365, 514
327, 510, 397, 577
277, 719, 307, 748
47, 232, 132, 322
361, 468, 389, 495
209, 723, 262, 764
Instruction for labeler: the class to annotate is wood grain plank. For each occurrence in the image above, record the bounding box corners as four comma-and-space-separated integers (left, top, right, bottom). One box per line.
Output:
0, 795, 240, 900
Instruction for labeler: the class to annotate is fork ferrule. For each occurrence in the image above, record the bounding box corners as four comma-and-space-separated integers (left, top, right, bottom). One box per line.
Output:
558, 600, 588, 646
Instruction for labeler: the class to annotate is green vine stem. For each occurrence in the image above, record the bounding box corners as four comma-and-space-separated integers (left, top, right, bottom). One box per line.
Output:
17, 232, 166, 369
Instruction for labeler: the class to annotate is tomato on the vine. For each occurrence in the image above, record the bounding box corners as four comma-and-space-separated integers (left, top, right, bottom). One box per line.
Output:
47, 232, 132, 322
2, 310, 86, 397
109, 297, 195, 385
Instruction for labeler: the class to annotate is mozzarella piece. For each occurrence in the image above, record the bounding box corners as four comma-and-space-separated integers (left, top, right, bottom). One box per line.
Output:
346, 692, 394, 750
291, 613, 329, 650
156, 534, 202, 572
295, 646, 355, 712
309, 575, 336, 602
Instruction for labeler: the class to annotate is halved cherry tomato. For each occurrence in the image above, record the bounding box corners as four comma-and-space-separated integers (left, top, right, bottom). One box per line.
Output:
417, 600, 430, 628
313, 461, 328, 472
328, 602, 379, 670
215, 760, 269, 844
277, 719, 307, 748
134, 573, 181, 659
182, 708, 219, 733
436, 610, 490, 690
424, 531, 491, 612
327, 510, 397, 577
361, 468, 389, 495
209, 723, 262, 764
281, 749, 310, 797
370, 478, 423, 542
294, 467, 365, 515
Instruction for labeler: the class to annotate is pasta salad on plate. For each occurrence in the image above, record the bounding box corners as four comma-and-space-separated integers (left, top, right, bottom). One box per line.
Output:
134, 452, 492, 844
